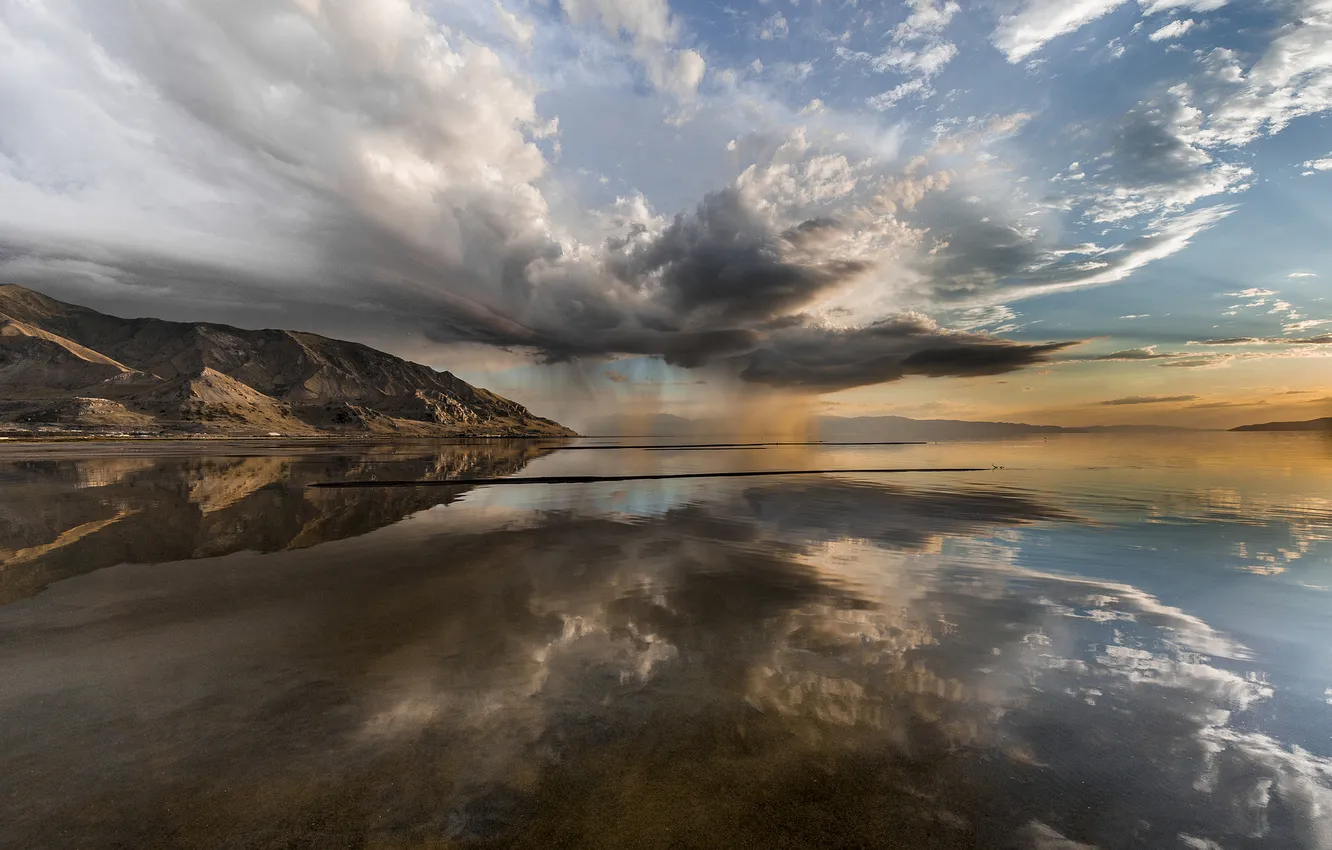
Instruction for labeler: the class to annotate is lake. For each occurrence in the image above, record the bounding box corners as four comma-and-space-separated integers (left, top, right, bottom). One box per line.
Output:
1, 433, 1330, 849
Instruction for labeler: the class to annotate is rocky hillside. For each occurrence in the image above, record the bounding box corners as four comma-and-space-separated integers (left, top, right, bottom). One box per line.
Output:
0, 285, 574, 437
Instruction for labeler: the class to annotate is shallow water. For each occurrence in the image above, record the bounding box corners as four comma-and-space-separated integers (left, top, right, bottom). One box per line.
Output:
1, 433, 1331, 849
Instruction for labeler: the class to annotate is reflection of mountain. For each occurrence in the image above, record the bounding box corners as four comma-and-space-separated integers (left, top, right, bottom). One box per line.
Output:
0, 442, 549, 604
4, 467, 1326, 849
0, 284, 574, 436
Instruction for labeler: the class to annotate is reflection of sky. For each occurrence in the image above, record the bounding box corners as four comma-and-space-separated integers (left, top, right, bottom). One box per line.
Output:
436, 433, 1332, 764
3, 433, 1332, 847
494, 434, 1332, 764
457, 478, 701, 519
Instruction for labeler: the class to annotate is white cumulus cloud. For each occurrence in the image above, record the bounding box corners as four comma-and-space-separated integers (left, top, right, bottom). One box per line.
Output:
1148, 18, 1196, 41
1303, 155, 1332, 174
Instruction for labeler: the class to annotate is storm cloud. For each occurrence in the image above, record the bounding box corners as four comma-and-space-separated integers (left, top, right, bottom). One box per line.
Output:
0, 0, 1077, 393
737, 315, 1076, 391
35, 0, 1329, 394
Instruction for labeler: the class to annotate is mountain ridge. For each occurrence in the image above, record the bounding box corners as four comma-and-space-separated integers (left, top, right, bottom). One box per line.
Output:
1231, 417, 1332, 433
0, 285, 574, 437
588, 413, 1198, 440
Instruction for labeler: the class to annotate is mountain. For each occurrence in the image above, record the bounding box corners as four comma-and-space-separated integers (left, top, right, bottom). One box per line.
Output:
0, 285, 574, 437
1231, 417, 1332, 432
588, 413, 1195, 441
819, 415, 1074, 442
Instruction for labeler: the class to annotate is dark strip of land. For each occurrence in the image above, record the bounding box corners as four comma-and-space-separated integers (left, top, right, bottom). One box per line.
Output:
311, 467, 989, 489
559, 441, 928, 451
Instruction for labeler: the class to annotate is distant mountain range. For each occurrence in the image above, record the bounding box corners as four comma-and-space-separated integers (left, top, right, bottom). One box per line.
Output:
0, 285, 574, 437
1231, 417, 1332, 432
589, 413, 1195, 441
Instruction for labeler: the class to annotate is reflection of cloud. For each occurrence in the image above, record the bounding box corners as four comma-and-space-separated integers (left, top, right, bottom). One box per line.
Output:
5, 464, 1332, 848
1016, 821, 1097, 849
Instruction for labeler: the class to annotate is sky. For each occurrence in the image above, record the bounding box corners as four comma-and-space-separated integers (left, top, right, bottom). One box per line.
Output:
1, 0, 1330, 431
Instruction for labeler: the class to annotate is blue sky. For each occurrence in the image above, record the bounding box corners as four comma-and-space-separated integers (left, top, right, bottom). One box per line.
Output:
1, 0, 1329, 428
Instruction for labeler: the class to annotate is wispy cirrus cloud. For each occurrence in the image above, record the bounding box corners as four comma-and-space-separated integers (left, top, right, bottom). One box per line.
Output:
991, 0, 1128, 63
1191, 335, 1332, 346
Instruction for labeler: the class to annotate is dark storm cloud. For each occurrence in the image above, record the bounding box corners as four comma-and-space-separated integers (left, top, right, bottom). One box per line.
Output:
373, 183, 1081, 388
0, 0, 1079, 394
605, 189, 870, 325
736, 317, 1076, 391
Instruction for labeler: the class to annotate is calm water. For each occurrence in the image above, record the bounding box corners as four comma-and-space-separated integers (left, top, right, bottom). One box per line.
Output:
2, 434, 1331, 849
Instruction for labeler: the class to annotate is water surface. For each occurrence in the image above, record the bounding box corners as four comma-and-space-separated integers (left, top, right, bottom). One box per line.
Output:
2, 434, 1331, 849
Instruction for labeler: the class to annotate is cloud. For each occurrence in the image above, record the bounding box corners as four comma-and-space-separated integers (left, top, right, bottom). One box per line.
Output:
991, 0, 1128, 63
837, 0, 960, 91
946, 304, 1020, 331
1288, 272, 1319, 278
491, 1, 536, 48
1078, 346, 1187, 362
0, 0, 1084, 398
5, 0, 1296, 400
928, 112, 1033, 156
894, 0, 962, 40
867, 79, 932, 111
1148, 18, 1196, 41
1185, 1, 1332, 147
737, 315, 1077, 391
835, 42, 957, 79
1284, 319, 1329, 333
1192, 335, 1332, 345
1228, 288, 1277, 298
1101, 394, 1200, 405
945, 205, 1237, 305
602, 369, 630, 383
1139, 0, 1227, 12
758, 13, 789, 41
1071, 89, 1251, 222
1303, 155, 1332, 174
0, 0, 556, 312
561, 0, 707, 100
